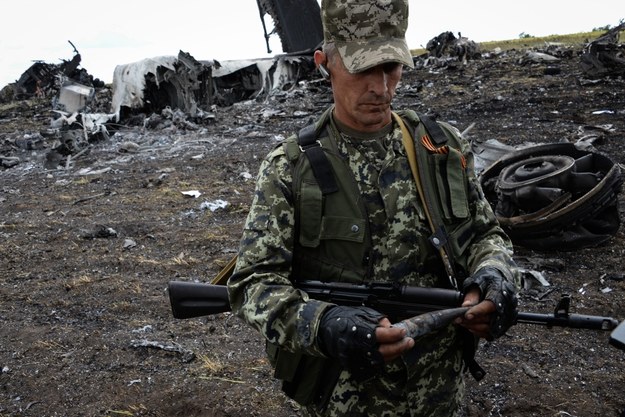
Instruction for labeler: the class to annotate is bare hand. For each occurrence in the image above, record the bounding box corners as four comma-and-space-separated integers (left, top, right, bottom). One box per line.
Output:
375, 317, 415, 362
456, 286, 496, 340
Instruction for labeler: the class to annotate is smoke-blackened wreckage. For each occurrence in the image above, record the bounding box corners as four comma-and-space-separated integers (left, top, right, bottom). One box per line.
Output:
1, 5, 624, 264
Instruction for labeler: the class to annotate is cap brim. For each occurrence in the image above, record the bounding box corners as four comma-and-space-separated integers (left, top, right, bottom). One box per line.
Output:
336, 37, 415, 73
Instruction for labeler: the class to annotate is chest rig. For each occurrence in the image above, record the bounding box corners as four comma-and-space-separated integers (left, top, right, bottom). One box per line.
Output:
285, 107, 476, 289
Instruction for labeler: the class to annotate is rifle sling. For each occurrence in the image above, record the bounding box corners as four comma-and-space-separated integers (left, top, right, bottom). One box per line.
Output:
393, 113, 489, 380
211, 255, 237, 285
391, 112, 458, 289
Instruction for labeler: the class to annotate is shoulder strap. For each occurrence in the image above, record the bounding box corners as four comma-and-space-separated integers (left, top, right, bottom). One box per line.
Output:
213, 110, 339, 286
296, 117, 339, 195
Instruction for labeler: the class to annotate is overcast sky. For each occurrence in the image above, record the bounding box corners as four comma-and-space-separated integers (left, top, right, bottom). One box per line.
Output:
0, 0, 622, 87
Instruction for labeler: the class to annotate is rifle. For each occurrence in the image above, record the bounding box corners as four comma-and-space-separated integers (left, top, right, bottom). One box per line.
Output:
167, 280, 625, 349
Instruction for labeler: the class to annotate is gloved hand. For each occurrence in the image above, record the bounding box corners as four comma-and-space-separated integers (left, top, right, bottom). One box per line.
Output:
462, 267, 518, 338
317, 305, 385, 379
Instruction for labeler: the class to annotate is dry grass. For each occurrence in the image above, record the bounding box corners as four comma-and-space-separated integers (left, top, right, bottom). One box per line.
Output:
63, 274, 95, 290
410, 29, 613, 55
104, 405, 149, 417
479, 31, 607, 51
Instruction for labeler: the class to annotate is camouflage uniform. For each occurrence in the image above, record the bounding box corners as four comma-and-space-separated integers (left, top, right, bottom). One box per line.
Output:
228, 111, 519, 416
228, 0, 518, 415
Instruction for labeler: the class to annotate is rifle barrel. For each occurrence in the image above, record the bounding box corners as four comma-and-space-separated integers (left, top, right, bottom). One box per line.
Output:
516, 311, 619, 330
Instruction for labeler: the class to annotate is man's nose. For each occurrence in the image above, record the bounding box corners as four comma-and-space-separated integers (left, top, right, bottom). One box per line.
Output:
367, 68, 389, 96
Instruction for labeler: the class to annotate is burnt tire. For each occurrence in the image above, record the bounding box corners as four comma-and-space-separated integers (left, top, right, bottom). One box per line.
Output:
480, 142, 623, 250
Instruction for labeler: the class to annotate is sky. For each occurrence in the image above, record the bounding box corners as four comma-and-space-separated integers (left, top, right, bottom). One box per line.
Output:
0, 0, 623, 87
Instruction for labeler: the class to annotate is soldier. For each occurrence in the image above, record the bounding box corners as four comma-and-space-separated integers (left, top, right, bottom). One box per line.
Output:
228, 0, 519, 415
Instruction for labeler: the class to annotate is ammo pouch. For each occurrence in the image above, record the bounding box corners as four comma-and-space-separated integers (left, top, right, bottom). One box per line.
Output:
266, 341, 341, 408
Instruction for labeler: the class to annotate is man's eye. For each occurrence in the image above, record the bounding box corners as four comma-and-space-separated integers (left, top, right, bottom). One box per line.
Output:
383, 63, 401, 73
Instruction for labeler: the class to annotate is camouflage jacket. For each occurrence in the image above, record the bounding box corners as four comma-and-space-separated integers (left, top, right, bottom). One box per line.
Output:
227, 107, 518, 358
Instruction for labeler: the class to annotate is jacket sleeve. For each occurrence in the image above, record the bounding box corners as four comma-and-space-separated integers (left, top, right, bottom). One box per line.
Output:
227, 145, 333, 357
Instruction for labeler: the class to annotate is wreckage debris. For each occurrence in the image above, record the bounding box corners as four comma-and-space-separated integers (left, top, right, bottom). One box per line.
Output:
480, 142, 623, 251
0, 40, 104, 103
57, 82, 95, 114
130, 339, 195, 363
112, 51, 215, 122
425, 31, 481, 62
112, 50, 315, 117
2, 24, 622, 183
581, 21, 625, 78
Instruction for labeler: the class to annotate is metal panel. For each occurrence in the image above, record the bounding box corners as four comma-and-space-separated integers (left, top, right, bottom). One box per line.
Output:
257, 0, 323, 54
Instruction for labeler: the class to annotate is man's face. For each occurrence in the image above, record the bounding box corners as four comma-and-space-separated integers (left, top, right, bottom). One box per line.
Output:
322, 52, 403, 132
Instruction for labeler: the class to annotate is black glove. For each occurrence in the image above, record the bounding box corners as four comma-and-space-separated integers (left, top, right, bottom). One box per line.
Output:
317, 306, 385, 379
463, 267, 518, 338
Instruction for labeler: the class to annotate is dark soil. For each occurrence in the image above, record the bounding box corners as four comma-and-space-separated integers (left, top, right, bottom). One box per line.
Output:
1, 43, 624, 417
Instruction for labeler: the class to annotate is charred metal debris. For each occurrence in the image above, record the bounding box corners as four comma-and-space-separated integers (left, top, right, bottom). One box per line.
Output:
423, 31, 482, 63
256, 0, 323, 54
0, 41, 105, 103
581, 21, 625, 78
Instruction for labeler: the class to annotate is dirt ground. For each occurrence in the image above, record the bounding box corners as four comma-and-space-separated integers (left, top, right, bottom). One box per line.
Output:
1, 41, 625, 417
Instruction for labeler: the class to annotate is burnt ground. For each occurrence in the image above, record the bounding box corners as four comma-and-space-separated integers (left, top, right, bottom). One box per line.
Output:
1, 43, 625, 417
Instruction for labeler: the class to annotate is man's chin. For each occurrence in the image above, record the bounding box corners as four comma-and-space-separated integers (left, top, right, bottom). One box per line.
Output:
356, 110, 392, 130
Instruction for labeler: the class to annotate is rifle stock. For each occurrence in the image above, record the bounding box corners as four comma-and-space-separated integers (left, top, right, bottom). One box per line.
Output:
167, 280, 621, 332
168, 280, 230, 319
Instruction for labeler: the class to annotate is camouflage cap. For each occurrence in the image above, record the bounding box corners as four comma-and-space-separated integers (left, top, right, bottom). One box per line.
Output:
321, 0, 414, 73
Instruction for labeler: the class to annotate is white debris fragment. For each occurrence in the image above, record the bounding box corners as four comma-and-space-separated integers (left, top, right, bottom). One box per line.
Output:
76, 167, 112, 176
131, 325, 154, 333
200, 199, 229, 212
578, 283, 589, 294
181, 190, 202, 198
519, 268, 551, 289
130, 339, 195, 362
591, 110, 615, 115
526, 51, 559, 62
123, 238, 137, 250
240, 171, 253, 180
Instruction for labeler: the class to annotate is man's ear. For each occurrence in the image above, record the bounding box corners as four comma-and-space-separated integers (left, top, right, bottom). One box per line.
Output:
314, 50, 330, 81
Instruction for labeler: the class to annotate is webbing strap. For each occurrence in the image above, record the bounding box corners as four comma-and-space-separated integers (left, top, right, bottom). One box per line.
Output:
419, 113, 449, 146
421, 133, 467, 169
298, 124, 339, 195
